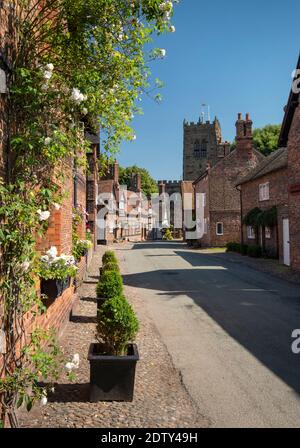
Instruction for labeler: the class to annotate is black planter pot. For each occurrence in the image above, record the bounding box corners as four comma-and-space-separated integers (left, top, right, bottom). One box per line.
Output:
41, 277, 71, 300
87, 343, 139, 402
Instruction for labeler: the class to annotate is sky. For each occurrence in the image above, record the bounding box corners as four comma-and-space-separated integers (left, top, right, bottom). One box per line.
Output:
117, 0, 300, 181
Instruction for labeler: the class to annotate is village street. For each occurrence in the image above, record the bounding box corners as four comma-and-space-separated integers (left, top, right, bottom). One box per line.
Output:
118, 241, 300, 428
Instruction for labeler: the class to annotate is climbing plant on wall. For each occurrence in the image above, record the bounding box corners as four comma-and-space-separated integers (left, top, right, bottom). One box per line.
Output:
0, 0, 178, 427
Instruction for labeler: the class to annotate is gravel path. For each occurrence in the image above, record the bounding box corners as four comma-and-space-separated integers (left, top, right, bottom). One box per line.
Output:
18, 244, 209, 428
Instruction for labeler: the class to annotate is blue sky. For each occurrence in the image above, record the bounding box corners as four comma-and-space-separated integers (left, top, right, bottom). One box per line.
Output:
117, 0, 300, 181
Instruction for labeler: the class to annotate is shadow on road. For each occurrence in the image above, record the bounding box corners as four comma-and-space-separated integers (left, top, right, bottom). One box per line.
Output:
122, 243, 300, 395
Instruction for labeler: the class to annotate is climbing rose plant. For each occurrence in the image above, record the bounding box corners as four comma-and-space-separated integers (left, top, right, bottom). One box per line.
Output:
0, 0, 178, 427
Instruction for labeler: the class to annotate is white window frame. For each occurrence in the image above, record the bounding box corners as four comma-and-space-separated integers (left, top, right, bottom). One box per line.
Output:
204, 218, 208, 234
265, 226, 271, 239
247, 225, 256, 239
216, 222, 223, 236
202, 193, 206, 207
259, 182, 270, 201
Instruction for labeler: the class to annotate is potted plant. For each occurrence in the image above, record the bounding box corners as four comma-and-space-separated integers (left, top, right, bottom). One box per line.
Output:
88, 294, 139, 402
102, 250, 117, 265
38, 247, 78, 300
73, 238, 92, 262
99, 261, 120, 277
96, 270, 123, 309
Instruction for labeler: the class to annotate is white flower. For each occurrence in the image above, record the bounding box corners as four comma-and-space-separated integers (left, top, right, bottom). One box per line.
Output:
169, 25, 176, 32
72, 353, 80, 368
159, 1, 173, 12
44, 137, 52, 146
65, 362, 75, 372
37, 209, 50, 221
82, 107, 88, 115
40, 391, 48, 406
53, 203, 61, 210
70, 88, 86, 104
43, 70, 53, 80
50, 387, 55, 393
40, 255, 49, 263
132, 135, 137, 141
159, 48, 166, 58
47, 246, 58, 259
21, 261, 30, 272
46, 63, 54, 71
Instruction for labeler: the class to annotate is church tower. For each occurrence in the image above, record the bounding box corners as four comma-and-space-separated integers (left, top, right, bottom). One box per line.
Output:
183, 115, 228, 181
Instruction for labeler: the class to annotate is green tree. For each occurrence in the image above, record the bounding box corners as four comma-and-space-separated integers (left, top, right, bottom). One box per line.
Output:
231, 124, 281, 155
252, 124, 282, 156
119, 165, 158, 197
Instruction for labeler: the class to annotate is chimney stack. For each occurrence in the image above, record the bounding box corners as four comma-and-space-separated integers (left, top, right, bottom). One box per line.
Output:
235, 113, 253, 159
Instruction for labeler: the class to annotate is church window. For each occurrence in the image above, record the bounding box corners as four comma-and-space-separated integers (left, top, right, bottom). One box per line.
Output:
200, 139, 208, 158
194, 140, 200, 158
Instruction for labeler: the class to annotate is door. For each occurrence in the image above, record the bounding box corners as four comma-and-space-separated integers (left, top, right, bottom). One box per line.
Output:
283, 218, 290, 266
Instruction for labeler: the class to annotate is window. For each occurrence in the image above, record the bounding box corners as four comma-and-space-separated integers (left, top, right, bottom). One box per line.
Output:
200, 139, 208, 158
194, 140, 200, 158
202, 193, 206, 207
259, 182, 270, 201
204, 218, 208, 234
247, 226, 256, 239
216, 222, 223, 236
265, 226, 271, 239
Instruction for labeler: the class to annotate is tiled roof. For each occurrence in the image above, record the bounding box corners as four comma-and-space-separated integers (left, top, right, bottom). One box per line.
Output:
236, 148, 288, 186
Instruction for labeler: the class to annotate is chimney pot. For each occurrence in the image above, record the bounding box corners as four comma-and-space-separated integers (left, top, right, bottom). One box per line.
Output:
246, 113, 250, 121
238, 113, 242, 120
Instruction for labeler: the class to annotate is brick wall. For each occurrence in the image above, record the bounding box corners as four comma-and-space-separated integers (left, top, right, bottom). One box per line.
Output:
241, 168, 288, 261
194, 114, 264, 247
287, 102, 300, 270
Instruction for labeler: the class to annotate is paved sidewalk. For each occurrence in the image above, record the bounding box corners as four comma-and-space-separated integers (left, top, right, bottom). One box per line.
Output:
19, 245, 209, 428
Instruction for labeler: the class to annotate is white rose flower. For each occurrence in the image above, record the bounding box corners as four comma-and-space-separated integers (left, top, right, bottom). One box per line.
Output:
65, 362, 75, 371
44, 137, 52, 146
82, 107, 88, 115
159, 48, 166, 58
70, 88, 86, 104
47, 246, 58, 259
43, 70, 53, 80
37, 209, 50, 221
53, 203, 61, 210
40, 391, 48, 406
169, 25, 176, 32
132, 135, 137, 141
46, 63, 54, 71
72, 353, 80, 368
21, 261, 30, 272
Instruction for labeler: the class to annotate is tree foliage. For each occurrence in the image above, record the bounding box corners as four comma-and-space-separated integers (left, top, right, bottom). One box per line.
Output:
0, 0, 177, 427
252, 125, 282, 156
119, 165, 158, 197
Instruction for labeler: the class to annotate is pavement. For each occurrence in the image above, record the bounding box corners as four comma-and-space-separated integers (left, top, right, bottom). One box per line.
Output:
117, 241, 300, 428
18, 244, 207, 428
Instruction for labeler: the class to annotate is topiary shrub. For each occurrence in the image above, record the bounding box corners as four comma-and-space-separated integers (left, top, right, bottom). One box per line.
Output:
96, 270, 123, 298
247, 245, 262, 258
102, 262, 120, 273
102, 250, 117, 265
96, 295, 139, 356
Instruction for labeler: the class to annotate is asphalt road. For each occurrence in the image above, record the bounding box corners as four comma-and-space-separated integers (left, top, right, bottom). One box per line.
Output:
118, 241, 300, 428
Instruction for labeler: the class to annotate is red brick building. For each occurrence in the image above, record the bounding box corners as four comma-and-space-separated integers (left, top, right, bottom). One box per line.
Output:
193, 113, 264, 247
236, 148, 289, 263
279, 54, 300, 271
97, 161, 153, 244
